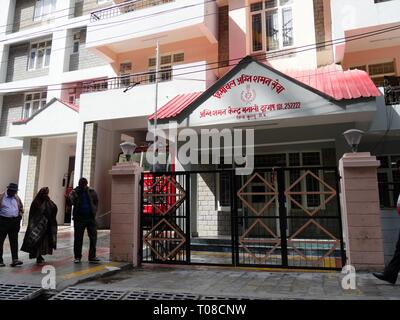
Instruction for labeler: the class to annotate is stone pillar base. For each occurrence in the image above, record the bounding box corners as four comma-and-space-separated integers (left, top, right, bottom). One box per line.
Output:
109, 162, 143, 266
339, 152, 385, 271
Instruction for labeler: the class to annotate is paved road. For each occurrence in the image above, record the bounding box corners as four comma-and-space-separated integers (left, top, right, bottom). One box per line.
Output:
75, 264, 400, 300
0, 227, 128, 292
1, 227, 400, 300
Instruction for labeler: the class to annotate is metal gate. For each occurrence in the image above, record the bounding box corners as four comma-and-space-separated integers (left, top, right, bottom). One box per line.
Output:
140, 167, 346, 270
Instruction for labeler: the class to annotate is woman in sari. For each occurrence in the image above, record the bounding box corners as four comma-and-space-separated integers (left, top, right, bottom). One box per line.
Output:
21, 187, 58, 264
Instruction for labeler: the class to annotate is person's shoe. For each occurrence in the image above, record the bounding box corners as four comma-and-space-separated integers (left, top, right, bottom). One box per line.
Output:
74, 258, 81, 264
36, 257, 45, 265
89, 257, 101, 264
10, 260, 23, 267
0, 261, 5, 267
373, 273, 396, 285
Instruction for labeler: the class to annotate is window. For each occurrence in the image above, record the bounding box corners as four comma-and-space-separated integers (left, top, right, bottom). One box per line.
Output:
28, 40, 52, 70
72, 32, 80, 54
148, 52, 184, 83
23, 92, 47, 119
377, 155, 400, 208
119, 62, 132, 87
34, 0, 57, 21
350, 61, 396, 87
217, 151, 323, 209
250, 0, 294, 53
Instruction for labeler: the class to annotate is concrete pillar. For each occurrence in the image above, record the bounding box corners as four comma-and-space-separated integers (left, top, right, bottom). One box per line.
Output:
81, 122, 97, 186
109, 162, 143, 265
23, 138, 42, 223
339, 152, 385, 271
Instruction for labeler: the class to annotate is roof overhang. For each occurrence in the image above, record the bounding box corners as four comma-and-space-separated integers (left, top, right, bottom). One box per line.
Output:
9, 98, 80, 138
150, 56, 379, 129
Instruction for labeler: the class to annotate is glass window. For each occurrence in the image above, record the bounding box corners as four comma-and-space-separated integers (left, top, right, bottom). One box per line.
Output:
34, 0, 57, 22
377, 154, 400, 208
24, 91, 47, 118
302, 152, 321, 166
252, 14, 263, 52
265, 10, 279, 51
282, 7, 293, 46
28, 40, 52, 70
148, 52, 183, 83
250, 0, 294, 52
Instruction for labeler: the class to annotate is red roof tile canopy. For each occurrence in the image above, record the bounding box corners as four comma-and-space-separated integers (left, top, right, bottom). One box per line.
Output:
149, 63, 381, 121
285, 64, 381, 101
149, 92, 203, 120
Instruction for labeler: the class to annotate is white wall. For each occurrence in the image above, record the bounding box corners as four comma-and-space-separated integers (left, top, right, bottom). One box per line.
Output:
9, 100, 80, 138
0, 149, 21, 191
86, 0, 217, 52
38, 137, 76, 225
93, 124, 121, 229
332, 0, 400, 39
79, 62, 208, 122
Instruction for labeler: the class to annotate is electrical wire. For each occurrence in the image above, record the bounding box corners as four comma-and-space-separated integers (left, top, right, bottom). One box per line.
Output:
1, 20, 399, 93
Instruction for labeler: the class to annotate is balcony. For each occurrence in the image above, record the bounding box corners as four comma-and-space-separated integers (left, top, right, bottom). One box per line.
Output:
90, 0, 175, 22
79, 62, 215, 122
86, 0, 217, 62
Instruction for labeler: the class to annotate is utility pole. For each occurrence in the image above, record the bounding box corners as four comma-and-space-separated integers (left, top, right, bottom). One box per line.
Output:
153, 40, 160, 172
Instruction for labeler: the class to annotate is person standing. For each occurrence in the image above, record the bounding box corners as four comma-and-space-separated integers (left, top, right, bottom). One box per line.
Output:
69, 178, 100, 264
21, 187, 58, 265
0, 183, 24, 267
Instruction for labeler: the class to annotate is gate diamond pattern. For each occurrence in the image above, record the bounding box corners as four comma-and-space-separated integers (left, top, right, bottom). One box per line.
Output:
144, 218, 186, 262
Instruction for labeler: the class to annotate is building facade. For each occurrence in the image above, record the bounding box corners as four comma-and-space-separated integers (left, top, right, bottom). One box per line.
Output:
0, 0, 399, 263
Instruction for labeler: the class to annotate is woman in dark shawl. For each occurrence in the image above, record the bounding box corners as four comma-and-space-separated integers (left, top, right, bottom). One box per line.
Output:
21, 187, 58, 264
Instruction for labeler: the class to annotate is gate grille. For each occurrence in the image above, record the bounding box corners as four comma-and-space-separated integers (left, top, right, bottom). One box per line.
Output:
50, 287, 127, 300
140, 167, 346, 270
0, 284, 43, 300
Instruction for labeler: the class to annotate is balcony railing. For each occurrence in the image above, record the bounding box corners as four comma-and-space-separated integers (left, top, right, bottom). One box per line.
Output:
82, 70, 172, 93
90, 0, 175, 22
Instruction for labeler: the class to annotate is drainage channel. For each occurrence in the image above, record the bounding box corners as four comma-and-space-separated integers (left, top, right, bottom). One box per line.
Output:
0, 285, 262, 301
49, 287, 262, 300
0, 284, 44, 300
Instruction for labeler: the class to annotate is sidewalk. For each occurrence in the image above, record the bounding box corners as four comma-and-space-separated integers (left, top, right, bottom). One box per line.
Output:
73, 264, 400, 300
0, 227, 130, 292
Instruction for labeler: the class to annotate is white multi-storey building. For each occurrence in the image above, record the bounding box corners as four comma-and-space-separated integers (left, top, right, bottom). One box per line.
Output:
0, 0, 399, 244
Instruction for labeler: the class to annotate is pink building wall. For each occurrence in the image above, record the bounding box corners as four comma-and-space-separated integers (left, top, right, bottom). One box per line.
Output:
113, 37, 218, 76
342, 45, 400, 75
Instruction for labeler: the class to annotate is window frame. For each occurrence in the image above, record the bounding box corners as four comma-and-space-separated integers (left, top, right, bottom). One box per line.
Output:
217, 151, 324, 211
28, 39, 52, 71
33, 0, 57, 22
23, 91, 47, 119
377, 154, 400, 208
250, 0, 295, 54
148, 51, 185, 83
350, 60, 396, 87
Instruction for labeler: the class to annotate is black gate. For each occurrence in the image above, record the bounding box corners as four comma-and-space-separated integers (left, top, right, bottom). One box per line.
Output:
140, 167, 346, 270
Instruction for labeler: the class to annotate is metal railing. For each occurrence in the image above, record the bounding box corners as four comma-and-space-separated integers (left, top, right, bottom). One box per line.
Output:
90, 0, 175, 22
81, 70, 172, 93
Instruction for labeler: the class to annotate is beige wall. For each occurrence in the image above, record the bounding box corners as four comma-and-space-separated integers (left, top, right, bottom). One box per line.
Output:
114, 37, 218, 75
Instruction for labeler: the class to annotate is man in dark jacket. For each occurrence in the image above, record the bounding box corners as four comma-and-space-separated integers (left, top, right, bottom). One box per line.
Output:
69, 178, 100, 264
0, 183, 24, 267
